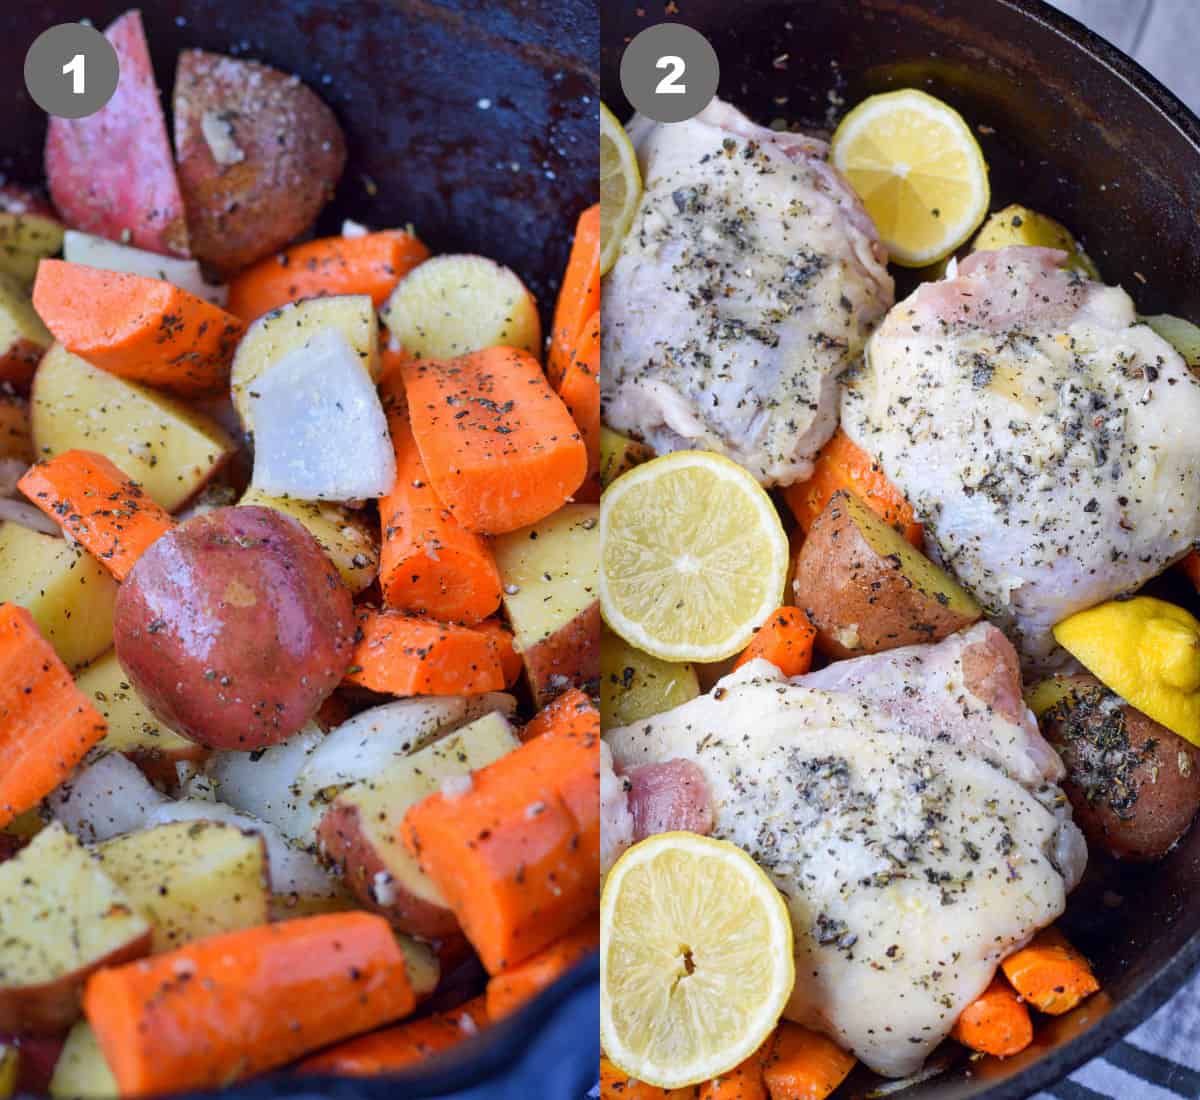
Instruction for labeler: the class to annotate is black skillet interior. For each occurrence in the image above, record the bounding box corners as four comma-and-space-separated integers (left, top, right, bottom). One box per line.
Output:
0, 0, 598, 1096
602, 1, 1200, 1098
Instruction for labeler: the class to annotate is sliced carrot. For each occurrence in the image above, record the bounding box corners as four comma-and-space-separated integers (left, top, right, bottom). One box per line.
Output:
402, 718, 600, 973
520, 687, 599, 743
476, 618, 521, 687
227, 231, 429, 321
401, 347, 587, 534
32, 261, 244, 395
486, 920, 598, 1020
296, 994, 488, 1076
377, 377, 502, 623
83, 912, 415, 1097
1001, 926, 1099, 1016
700, 1048, 768, 1100
558, 309, 600, 501
343, 607, 505, 696
783, 428, 923, 548
18, 451, 173, 581
733, 607, 816, 677
548, 204, 600, 389
0, 604, 107, 829
762, 1022, 855, 1100
599, 1057, 697, 1099
1181, 551, 1200, 592
951, 975, 1034, 1057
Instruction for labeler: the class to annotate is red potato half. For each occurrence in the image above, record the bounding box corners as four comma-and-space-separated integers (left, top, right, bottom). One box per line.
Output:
44, 11, 188, 257
174, 50, 346, 277
113, 506, 355, 750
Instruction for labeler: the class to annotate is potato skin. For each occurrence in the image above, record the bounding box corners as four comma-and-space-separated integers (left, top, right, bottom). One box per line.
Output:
173, 51, 346, 277
114, 507, 354, 750
1042, 676, 1200, 861
792, 493, 977, 658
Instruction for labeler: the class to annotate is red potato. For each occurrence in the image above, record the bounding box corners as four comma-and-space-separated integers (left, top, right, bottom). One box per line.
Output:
44, 11, 188, 257
113, 507, 355, 750
174, 51, 347, 277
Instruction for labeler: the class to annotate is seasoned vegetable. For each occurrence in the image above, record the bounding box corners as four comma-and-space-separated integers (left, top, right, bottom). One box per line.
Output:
523, 687, 600, 743
46, 753, 168, 846
83, 913, 415, 1096
1000, 927, 1099, 1016
62, 231, 227, 307
950, 976, 1033, 1058
600, 628, 699, 730
599, 426, 652, 489
971, 204, 1099, 278
792, 491, 981, 658
486, 921, 598, 1020
48, 1023, 116, 1100
548, 205, 600, 388
0, 823, 150, 1035
0, 187, 64, 288
558, 309, 601, 500
698, 1050, 767, 1100
0, 605, 107, 828
0, 274, 50, 388
113, 507, 355, 749
732, 607, 816, 677
762, 1022, 856, 1099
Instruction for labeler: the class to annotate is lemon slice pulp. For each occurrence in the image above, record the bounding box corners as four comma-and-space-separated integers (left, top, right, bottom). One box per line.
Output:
831, 88, 990, 267
600, 451, 789, 662
600, 102, 642, 276
600, 832, 795, 1088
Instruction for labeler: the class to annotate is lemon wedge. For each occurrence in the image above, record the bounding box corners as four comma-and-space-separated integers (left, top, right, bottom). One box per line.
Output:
1053, 596, 1200, 746
972, 204, 1099, 279
600, 102, 642, 275
600, 451, 789, 662
600, 832, 794, 1088
831, 88, 990, 267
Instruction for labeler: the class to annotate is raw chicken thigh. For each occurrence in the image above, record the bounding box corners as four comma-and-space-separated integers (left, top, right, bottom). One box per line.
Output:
842, 245, 1200, 665
604, 626, 1084, 1078
602, 98, 894, 486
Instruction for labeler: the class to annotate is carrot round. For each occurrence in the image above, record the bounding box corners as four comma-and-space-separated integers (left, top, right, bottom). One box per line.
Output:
1000, 926, 1099, 1016
486, 921, 598, 1020
762, 1022, 855, 1099
401, 348, 587, 534
548, 205, 599, 389
520, 687, 599, 743
950, 975, 1034, 1057
32, 261, 244, 395
475, 618, 521, 687
700, 1048, 768, 1100
296, 995, 488, 1077
733, 607, 816, 677
378, 378, 502, 624
343, 607, 505, 696
83, 912, 416, 1097
599, 1056, 696, 1099
557, 309, 600, 501
783, 428, 923, 548
18, 451, 173, 581
227, 231, 429, 321
0, 604, 108, 828
402, 719, 600, 974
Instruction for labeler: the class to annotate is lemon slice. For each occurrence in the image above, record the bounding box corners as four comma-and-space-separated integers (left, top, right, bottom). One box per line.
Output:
1053, 596, 1200, 746
600, 102, 642, 275
600, 451, 789, 662
831, 88, 990, 267
601, 832, 794, 1088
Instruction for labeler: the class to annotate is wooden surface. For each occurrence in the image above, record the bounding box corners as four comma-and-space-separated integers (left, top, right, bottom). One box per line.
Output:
1047, 0, 1200, 114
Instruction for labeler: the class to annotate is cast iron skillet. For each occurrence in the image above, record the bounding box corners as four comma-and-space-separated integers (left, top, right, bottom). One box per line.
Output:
601, 1, 1200, 1098
0, 1, 598, 1097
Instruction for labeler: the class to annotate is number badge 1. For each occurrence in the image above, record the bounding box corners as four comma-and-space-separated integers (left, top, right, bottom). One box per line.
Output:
25, 23, 119, 119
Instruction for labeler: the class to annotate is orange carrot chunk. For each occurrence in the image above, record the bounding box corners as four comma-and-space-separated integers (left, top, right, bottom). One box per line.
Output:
1001, 926, 1099, 1016
558, 309, 600, 501
18, 450, 173, 581
599, 1057, 696, 1099
950, 975, 1034, 1057
485, 920, 599, 1020
1181, 551, 1200, 592
227, 231, 429, 321
0, 604, 108, 829
733, 607, 816, 677
783, 428, 923, 548
32, 261, 244, 395
548, 204, 600, 389
296, 995, 488, 1077
700, 1048, 768, 1100
343, 607, 505, 696
475, 618, 522, 687
762, 1022, 855, 1100
378, 378, 502, 624
83, 912, 416, 1097
402, 720, 600, 974
520, 687, 599, 743
401, 348, 587, 535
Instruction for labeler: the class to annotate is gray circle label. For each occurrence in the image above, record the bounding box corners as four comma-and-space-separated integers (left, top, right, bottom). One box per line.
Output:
620, 23, 720, 124
25, 23, 119, 119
